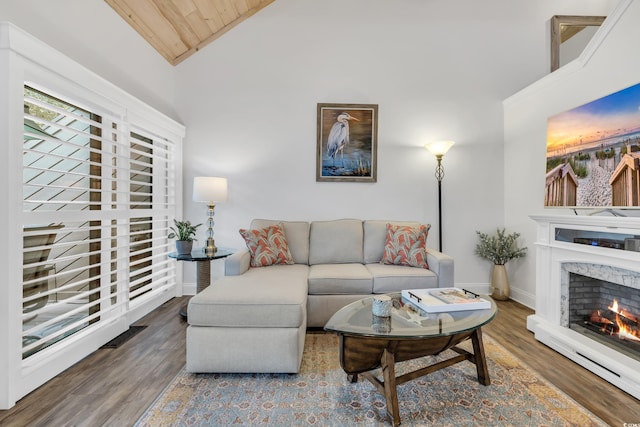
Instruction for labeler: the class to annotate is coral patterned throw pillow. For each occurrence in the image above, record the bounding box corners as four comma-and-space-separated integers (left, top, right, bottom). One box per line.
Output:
239, 223, 294, 267
381, 224, 431, 269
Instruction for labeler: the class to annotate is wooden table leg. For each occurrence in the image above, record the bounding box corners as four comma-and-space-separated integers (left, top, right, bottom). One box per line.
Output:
339, 327, 491, 425
471, 328, 491, 386
381, 348, 401, 426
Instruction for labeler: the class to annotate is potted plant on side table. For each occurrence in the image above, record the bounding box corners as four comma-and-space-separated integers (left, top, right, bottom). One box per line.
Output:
168, 219, 201, 255
475, 228, 527, 301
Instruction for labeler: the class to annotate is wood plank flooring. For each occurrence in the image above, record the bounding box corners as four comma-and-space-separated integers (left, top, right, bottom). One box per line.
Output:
485, 300, 640, 426
1, 297, 638, 426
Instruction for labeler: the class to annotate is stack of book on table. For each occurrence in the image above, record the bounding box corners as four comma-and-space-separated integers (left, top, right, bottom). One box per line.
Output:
401, 287, 491, 313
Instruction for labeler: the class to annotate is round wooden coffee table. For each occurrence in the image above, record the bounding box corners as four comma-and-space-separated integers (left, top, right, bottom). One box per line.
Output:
324, 293, 497, 426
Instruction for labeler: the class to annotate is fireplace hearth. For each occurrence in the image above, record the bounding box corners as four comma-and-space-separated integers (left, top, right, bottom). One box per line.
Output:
529, 215, 640, 399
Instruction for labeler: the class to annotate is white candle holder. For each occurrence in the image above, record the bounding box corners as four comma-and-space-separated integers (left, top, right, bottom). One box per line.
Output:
372, 294, 392, 317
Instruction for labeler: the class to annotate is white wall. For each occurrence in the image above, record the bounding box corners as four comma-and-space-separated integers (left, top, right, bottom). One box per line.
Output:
175, 0, 615, 291
0, 0, 177, 120
504, 0, 635, 307
0, 0, 619, 295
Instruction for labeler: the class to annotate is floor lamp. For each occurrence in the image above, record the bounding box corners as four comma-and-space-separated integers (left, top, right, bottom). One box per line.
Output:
425, 141, 455, 252
193, 176, 228, 256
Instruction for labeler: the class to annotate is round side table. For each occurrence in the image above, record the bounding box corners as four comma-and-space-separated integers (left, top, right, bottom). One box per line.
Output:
169, 247, 234, 319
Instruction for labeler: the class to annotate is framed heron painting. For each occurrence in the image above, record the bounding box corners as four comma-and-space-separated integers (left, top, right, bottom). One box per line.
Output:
316, 103, 378, 182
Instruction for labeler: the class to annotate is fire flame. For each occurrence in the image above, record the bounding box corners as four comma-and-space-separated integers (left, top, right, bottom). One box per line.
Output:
608, 299, 640, 342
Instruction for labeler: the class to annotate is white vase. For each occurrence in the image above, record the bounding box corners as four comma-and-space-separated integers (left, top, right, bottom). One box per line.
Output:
491, 264, 510, 300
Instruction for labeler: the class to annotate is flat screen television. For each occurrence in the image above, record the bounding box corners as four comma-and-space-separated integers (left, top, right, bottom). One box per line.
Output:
545, 82, 640, 208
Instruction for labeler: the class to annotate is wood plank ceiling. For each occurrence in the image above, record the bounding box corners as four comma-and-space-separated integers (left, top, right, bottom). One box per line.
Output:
105, 0, 275, 66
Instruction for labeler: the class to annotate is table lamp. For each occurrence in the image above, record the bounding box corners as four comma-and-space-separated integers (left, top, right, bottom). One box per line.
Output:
193, 176, 228, 256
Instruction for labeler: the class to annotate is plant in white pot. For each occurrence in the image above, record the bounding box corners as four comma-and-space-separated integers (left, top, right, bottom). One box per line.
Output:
475, 228, 527, 301
168, 219, 201, 255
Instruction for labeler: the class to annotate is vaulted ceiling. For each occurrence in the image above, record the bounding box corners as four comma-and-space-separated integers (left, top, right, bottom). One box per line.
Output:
105, 0, 275, 66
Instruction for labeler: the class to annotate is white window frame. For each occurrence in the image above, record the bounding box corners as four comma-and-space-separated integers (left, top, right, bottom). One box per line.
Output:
0, 22, 185, 409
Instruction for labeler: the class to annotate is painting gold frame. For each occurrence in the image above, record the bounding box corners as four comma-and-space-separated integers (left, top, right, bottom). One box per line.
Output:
316, 103, 378, 183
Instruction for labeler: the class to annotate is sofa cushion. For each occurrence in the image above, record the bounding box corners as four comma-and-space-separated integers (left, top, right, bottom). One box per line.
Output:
366, 263, 438, 293
251, 219, 310, 264
381, 223, 431, 269
308, 263, 373, 294
363, 220, 422, 264
309, 219, 363, 265
240, 223, 294, 267
188, 264, 309, 328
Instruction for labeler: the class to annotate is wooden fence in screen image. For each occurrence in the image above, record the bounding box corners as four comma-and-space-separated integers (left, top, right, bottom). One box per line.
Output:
610, 153, 640, 207
545, 163, 578, 206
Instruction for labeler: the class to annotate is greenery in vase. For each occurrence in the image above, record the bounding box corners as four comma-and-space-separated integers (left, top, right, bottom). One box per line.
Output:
168, 219, 201, 241
475, 228, 527, 265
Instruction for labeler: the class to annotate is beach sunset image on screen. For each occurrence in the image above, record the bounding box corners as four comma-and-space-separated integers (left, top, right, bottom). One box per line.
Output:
545, 82, 640, 208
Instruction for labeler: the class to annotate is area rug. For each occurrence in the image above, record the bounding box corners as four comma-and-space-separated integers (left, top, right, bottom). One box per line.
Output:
135, 333, 605, 426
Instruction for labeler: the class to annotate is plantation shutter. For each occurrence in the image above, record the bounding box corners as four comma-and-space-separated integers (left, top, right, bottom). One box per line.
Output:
21, 85, 177, 360
127, 127, 176, 301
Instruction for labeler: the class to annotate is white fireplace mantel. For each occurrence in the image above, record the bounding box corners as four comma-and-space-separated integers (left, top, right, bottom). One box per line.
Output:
528, 214, 640, 399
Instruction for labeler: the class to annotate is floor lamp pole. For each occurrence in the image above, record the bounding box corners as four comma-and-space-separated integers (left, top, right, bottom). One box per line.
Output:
425, 140, 454, 254
435, 155, 444, 252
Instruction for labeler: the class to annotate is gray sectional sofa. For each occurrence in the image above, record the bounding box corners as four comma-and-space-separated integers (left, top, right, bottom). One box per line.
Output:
186, 218, 454, 374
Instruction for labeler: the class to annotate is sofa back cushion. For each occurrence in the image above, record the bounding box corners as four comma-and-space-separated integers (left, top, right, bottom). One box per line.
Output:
309, 219, 363, 265
363, 220, 422, 264
250, 219, 310, 264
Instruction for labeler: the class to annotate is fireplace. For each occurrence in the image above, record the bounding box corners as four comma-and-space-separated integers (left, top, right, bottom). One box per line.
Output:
568, 273, 640, 363
529, 215, 640, 399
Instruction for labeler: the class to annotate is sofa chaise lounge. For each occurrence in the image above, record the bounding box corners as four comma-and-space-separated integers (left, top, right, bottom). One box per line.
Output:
186, 218, 454, 373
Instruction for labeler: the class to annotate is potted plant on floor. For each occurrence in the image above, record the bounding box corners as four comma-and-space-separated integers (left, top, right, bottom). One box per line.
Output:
475, 228, 527, 301
168, 219, 201, 255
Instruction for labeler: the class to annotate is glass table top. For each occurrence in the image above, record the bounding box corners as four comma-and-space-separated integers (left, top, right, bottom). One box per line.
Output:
324, 292, 497, 339
168, 247, 234, 261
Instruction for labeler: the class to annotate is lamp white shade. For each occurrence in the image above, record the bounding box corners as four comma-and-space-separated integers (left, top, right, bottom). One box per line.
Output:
424, 140, 455, 157
193, 177, 228, 203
